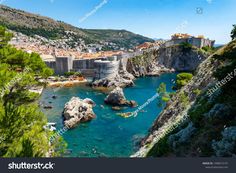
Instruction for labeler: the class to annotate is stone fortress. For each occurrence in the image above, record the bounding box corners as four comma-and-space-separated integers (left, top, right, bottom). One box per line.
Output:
44, 51, 144, 80
164, 33, 215, 48
44, 33, 215, 80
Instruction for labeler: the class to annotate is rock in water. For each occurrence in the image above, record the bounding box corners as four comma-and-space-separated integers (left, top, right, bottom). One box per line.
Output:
92, 73, 134, 88
92, 64, 135, 88
104, 87, 137, 107
83, 98, 96, 107
104, 87, 127, 106
63, 97, 96, 129
127, 100, 138, 107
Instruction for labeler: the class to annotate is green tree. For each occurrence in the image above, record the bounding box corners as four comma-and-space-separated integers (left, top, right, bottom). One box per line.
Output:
0, 102, 50, 157
176, 73, 193, 89
157, 82, 166, 94
0, 26, 59, 157
0, 26, 13, 48
231, 24, 236, 40
0, 46, 53, 77
157, 83, 170, 104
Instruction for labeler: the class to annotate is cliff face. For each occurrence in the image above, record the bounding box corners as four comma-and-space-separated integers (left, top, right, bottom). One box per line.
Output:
92, 45, 208, 88
133, 40, 236, 157
157, 45, 207, 71
126, 45, 208, 77
126, 51, 167, 77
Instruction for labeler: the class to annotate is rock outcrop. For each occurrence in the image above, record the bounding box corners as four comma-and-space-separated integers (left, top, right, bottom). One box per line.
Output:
127, 51, 174, 77
212, 126, 236, 157
156, 45, 208, 71
92, 60, 135, 88
63, 97, 96, 129
104, 87, 137, 107
93, 45, 206, 88
126, 46, 206, 78
92, 72, 134, 88
167, 122, 196, 151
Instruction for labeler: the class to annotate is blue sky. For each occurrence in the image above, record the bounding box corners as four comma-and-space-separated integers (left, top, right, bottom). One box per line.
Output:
2, 0, 236, 44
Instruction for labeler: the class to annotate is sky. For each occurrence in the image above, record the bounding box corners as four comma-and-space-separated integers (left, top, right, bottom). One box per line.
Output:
1, 0, 236, 44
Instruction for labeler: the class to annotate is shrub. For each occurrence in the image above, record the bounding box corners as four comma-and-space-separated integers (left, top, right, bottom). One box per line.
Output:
189, 97, 213, 127
157, 82, 166, 94
180, 42, 193, 51
147, 135, 170, 157
162, 96, 170, 102
176, 73, 193, 89
64, 71, 82, 77
201, 46, 215, 53
157, 83, 171, 103
193, 89, 201, 96
179, 91, 190, 108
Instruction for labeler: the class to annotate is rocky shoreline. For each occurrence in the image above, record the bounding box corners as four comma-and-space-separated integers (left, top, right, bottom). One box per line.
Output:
48, 79, 87, 87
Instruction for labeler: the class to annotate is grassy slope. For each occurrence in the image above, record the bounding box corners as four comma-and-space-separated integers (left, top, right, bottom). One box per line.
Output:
0, 5, 153, 48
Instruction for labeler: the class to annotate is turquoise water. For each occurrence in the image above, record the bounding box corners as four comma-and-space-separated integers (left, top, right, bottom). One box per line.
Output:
40, 74, 176, 157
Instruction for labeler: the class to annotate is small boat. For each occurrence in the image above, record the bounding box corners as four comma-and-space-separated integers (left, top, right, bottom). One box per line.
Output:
116, 112, 132, 118
43, 105, 53, 109
43, 122, 57, 131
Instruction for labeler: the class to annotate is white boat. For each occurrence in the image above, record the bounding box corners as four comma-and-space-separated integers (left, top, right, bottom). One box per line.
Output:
43, 122, 57, 131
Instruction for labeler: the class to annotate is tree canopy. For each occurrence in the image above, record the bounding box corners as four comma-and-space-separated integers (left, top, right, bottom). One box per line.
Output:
0, 26, 56, 157
231, 24, 236, 40
176, 73, 193, 89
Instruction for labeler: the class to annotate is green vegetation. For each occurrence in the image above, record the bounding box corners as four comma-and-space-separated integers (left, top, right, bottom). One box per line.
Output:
213, 40, 236, 95
179, 33, 236, 156
193, 89, 201, 96
1, 23, 65, 40
0, 26, 13, 48
0, 101, 50, 157
176, 73, 193, 89
147, 135, 170, 157
0, 26, 61, 157
180, 42, 193, 51
0, 40, 53, 77
231, 24, 236, 40
189, 96, 213, 127
201, 46, 216, 54
157, 83, 170, 103
83, 29, 154, 49
64, 71, 82, 77
157, 82, 166, 94
146, 26, 236, 158
161, 96, 170, 102
130, 55, 146, 66
0, 5, 153, 49
179, 91, 189, 108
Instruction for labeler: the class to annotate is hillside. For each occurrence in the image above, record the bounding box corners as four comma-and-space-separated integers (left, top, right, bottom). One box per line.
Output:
133, 39, 236, 157
0, 5, 153, 50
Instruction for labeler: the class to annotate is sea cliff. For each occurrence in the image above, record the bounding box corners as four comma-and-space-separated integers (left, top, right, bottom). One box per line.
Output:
133, 40, 236, 157
127, 45, 208, 77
